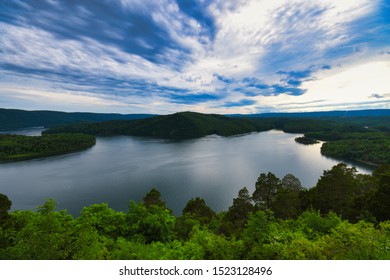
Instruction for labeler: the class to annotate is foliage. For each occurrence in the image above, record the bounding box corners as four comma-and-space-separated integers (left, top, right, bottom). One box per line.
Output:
310, 163, 360, 219
368, 165, 390, 221
182, 197, 216, 225
143, 188, 167, 209
0, 108, 153, 131
295, 136, 319, 145
219, 187, 254, 237
0, 133, 96, 162
273, 174, 303, 219
126, 201, 175, 244
0, 194, 11, 225
320, 132, 390, 165
253, 172, 281, 210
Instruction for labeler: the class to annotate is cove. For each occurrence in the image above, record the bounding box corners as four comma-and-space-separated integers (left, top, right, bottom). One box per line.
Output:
0, 129, 372, 216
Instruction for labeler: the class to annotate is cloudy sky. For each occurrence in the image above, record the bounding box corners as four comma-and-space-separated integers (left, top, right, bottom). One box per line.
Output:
1, 0, 389, 114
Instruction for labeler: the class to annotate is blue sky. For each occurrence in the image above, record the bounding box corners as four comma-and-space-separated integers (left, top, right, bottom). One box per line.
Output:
1, 0, 389, 114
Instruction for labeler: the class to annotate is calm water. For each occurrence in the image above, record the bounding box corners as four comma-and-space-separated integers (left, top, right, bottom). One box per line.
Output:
0, 129, 373, 216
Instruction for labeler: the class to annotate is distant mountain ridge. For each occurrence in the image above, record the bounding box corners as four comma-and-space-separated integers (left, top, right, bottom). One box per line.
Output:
0, 108, 155, 131
2, 108, 390, 132
234, 109, 390, 118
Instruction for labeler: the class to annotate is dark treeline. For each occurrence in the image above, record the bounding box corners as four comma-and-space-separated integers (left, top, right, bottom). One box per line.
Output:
2, 108, 389, 131
0, 134, 96, 162
0, 108, 154, 131
44, 112, 271, 138
1, 163, 389, 260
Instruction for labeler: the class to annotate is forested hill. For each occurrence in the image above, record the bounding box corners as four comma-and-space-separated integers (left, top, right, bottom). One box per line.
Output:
3, 107, 389, 132
45, 112, 272, 138
238, 109, 390, 118
0, 108, 154, 131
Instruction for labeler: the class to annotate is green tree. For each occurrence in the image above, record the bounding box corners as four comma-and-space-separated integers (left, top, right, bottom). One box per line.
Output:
253, 172, 281, 210
182, 197, 216, 225
369, 165, 390, 221
175, 214, 201, 240
76, 203, 126, 239
297, 210, 342, 239
219, 187, 254, 237
126, 201, 175, 243
143, 188, 167, 209
242, 210, 276, 259
176, 197, 216, 240
311, 163, 359, 219
321, 221, 381, 259
70, 224, 113, 260
273, 174, 303, 219
186, 228, 239, 260
281, 174, 303, 191
0, 194, 12, 225
4, 199, 74, 259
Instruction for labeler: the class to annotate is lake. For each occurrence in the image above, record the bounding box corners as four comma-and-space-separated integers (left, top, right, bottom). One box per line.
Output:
0, 129, 373, 216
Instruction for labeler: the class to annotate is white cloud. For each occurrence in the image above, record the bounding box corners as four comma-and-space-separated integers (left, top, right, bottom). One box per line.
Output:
0, 23, 177, 84
176, 0, 380, 89
251, 59, 390, 112
0, 0, 387, 114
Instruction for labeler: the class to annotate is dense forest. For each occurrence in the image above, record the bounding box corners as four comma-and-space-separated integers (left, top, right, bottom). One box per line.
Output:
0, 134, 96, 162
2, 108, 388, 131
0, 108, 153, 131
44, 112, 271, 138
1, 163, 389, 260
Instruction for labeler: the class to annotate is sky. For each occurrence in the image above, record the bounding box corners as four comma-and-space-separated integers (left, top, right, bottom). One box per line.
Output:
1, 0, 389, 114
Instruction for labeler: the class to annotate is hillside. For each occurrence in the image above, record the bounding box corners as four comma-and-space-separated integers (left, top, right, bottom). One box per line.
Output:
0, 108, 154, 131
45, 112, 272, 138
240, 109, 390, 118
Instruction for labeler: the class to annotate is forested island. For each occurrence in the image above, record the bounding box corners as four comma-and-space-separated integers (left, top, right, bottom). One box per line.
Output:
1, 163, 389, 260
294, 136, 320, 145
0, 134, 96, 162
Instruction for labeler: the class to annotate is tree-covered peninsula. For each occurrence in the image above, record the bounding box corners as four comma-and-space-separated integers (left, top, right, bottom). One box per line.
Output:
0, 133, 96, 162
1, 163, 389, 260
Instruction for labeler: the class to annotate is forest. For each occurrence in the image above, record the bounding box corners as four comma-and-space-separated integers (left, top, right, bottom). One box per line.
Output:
0, 108, 153, 131
0, 134, 96, 162
1, 163, 389, 260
